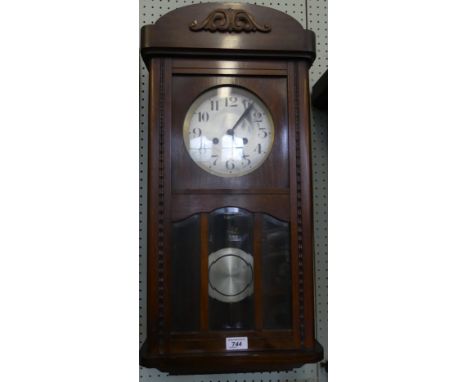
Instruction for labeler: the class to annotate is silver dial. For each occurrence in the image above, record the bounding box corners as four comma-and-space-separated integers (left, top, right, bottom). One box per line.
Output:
183, 86, 274, 177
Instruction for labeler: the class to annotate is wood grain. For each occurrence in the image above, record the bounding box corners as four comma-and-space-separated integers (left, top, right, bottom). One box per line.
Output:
200, 213, 209, 331
141, 2, 316, 65
253, 213, 263, 331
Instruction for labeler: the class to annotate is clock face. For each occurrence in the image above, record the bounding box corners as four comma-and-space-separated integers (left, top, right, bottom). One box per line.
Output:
183, 86, 274, 177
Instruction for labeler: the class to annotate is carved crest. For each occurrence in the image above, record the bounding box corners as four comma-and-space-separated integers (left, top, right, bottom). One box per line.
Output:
190, 8, 271, 33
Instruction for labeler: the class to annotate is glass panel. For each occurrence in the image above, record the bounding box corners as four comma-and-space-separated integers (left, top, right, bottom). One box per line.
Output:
208, 208, 254, 330
262, 214, 292, 329
171, 214, 200, 332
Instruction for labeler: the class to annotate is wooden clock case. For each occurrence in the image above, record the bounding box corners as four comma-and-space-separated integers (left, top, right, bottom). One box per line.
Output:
140, 2, 323, 374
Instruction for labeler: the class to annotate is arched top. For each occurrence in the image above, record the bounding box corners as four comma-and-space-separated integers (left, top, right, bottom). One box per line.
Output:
141, 2, 315, 66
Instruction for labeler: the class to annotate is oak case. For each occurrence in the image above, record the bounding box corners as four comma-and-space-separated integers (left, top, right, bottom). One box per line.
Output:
140, 2, 323, 374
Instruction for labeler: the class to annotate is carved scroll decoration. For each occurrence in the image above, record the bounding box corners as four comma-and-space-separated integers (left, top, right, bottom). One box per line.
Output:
190, 8, 271, 33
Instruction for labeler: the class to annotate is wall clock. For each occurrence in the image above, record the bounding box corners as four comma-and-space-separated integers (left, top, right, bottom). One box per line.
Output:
140, 2, 323, 374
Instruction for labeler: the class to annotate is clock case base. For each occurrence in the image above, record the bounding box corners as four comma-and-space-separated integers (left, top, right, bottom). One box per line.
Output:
140, 340, 323, 374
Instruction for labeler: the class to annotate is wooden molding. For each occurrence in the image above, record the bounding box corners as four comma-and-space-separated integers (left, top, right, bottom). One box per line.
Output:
141, 3, 315, 65
293, 62, 306, 346
157, 59, 166, 337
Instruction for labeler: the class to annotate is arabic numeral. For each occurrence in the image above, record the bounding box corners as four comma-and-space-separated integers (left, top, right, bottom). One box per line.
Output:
197, 111, 209, 122
228, 340, 241, 349
226, 337, 247, 351
252, 110, 263, 122
211, 154, 219, 166
192, 127, 202, 137
225, 160, 235, 170
254, 143, 262, 154
258, 128, 267, 138
210, 100, 219, 111
242, 154, 251, 166
225, 96, 238, 107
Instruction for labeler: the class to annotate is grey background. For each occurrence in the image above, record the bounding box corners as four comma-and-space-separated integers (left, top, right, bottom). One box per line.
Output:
139, 1, 327, 381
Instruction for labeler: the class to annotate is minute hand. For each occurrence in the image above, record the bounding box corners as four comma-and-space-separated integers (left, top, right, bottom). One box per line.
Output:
226, 103, 254, 136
